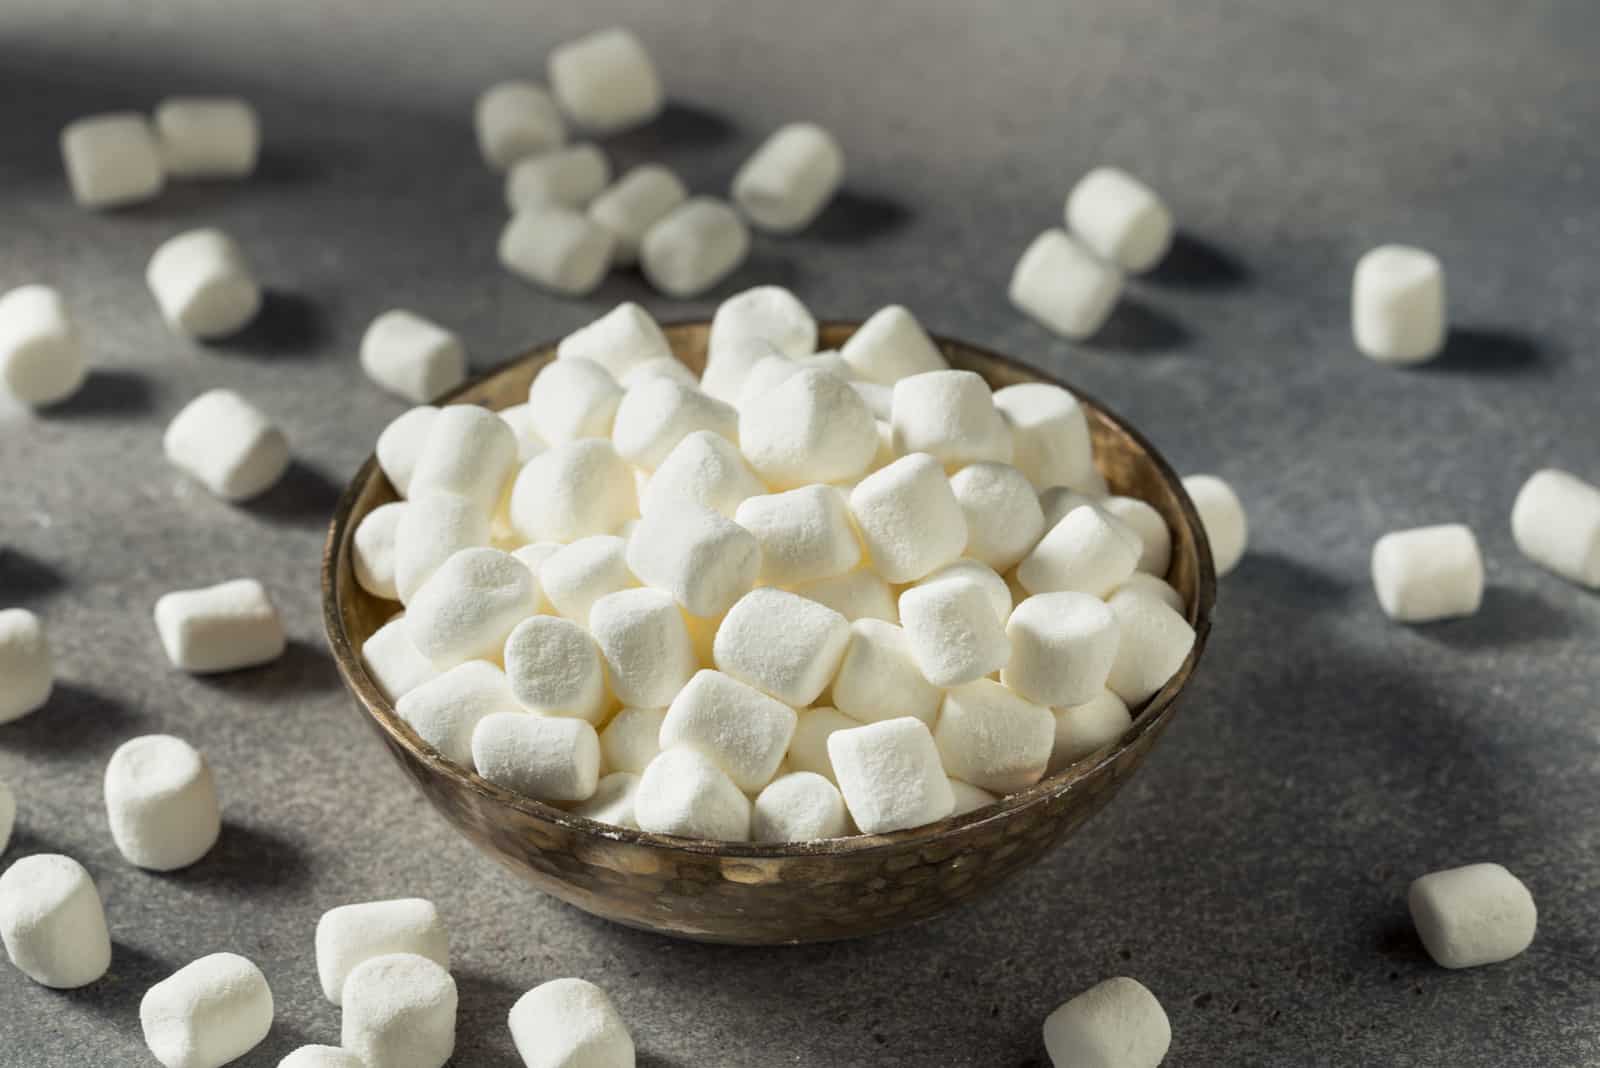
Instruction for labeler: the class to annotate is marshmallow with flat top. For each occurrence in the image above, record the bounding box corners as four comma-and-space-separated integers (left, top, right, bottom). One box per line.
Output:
503, 615, 608, 722
396, 660, 521, 765
626, 506, 759, 619
557, 303, 671, 381
0, 285, 87, 407
354, 502, 406, 601
506, 144, 611, 212
714, 588, 849, 706
899, 573, 1010, 687
635, 747, 752, 840
362, 616, 438, 701
935, 679, 1053, 793
1115, 572, 1184, 613
1100, 496, 1171, 576
1511, 468, 1600, 588
736, 484, 861, 586
640, 197, 750, 298
828, 717, 954, 834
831, 618, 943, 726
613, 377, 737, 471
660, 669, 797, 793
360, 310, 466, 405
548, 27, 663, 133
752, 771, 851, 841
317, 899, 450, 1004
1182, 474, 1247, 577
786, 707, 858, 783
475, 82, 566, 170
572, 772, 641, 828
405, 548, 534, 668
1409, 862, 1536, 969
920, 559, 1010, 623
1050, 690, 1133, 773
540, 536, 637, 622
147, 229, 261, 339
154, 97, 259, 179
891, 370, 1012, 469
589, 164, 687, 265
0, 608, 52, 724
510, 977, 636, 1068
792, 569, 898, 623
949, 462, 1045, 571
377, 406, 439, 497
510, 439, 638, 543
1043, 976, 1170, 1068
500, 208, 615, 296
849, 453, 968, 582
341, 953, 457, 1068
732, 123, 844, 233
840, 305, 947, 385
1105, 588, 1196, 705
409, 404, 519, 518
599, 706, 666, 774
279, 1048, 365, 1068
61, 112, 164, 208
1003, 592, 1120, 708
141, 953, 273, 1068
588, 587, 697, 708
642, 430, 765, 518
993, 383, 1098, 493
155, 578, 285, 673
472, 712, 600, 801
1371, 524, 1483, 623
1018, 504, 1140, 597
395, 492, 492, 603
1065, 167, 1174, 273
0, 854, 111, 988
1009, 228, 1123, 340
708, 286, 817, 383
104, 734, 220, 871
164, 389, 289, 501
1353, 245, 1446, 365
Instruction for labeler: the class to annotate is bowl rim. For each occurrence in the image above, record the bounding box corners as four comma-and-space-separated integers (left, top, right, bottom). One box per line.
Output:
322, 319, 1217, 860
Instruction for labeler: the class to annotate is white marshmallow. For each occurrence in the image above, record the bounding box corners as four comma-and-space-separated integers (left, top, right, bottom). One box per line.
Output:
849, 453, 968, 583
164, 389, 289, 501
588, 587, 697, 708
405, 548, 534, 668
499, 208, 615, 296
1179, 474, 1247, 577
316, 899, 450, 1004
701, 337, 781, 407
599, 706, 666, 774
935, 679, 1053, 793
353, 501, 406, 600
510, 977, 635, 1068
993, 383, 1098, 493
1371, 524, 1484, 623
472, 712, 600, 802
1114, 572, 1184, 614
503, 615, 608, 722
154, 578, 285, 673
840, 305, 947, 386
397, 660, 521, 765
734, 354, 806, 412
640, 197, 750, 299
1018, 505, 1140, 597
831, 618, 943, 726
360, 310, 466, 405
828, 717, 954, 834
1104, 588, 1197, 705
1042, 976, 1171, 1068
714, 588, 849, 706
891, 370, 1012, 469
361, 616, 439, 701
556, 303, 671, 381
1002, 592, 1120, 708
341, 953, 457, 1068
409, 403, 519, 517
1409, 862, 1536, 969
0, 285, 87, 407
475, 81, 566, 170
547, 27, 663, 133
898, 573, 1010, 687
572, 772, 641, 828
377, 406, 439, 497
147, 229, 261, 339
1511, 468, 1600, 588
511, 542, 561, 612
539, 536, 637, 622
0, 608, 52, 724
1038, 486, 1100, 531
920, 559, 1011, 623
0, 779, 13, 854
506, 143, 611, 212
1049, 690, 1133, 773
103, 734, 220, 871
613, 377, 737, 471
660, 669, 797, 793
786, 707, 857, 783
792, 568, 898, 623
0, 854, 111, 988
395, 492, 492, 603
626, 506, 759, 619
1100, 496, 1171, 576
510, 439, 638, 543
621, 356, 698, 389
154, 97, 259, 179
948, 778, 997, 816
1009, 228, 1123, 340
1065, 167, 1174, 273
141, 953, 273, 1068
60, 112, 164, 208
588, 164, 688, 266
736, 484, 861, 586
708, 286, 817, 386
1352, 245, 1446, 365
641, 430, 765, 518
732, 123, 845, 233
853, 382, 894, 422
751, 771, 851, 841
278, 1047, 364, 1068
635, 747, 752, 840
948, 462, 1045, 571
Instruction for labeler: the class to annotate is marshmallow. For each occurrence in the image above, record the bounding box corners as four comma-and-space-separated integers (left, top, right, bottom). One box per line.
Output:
511, 542, 561, 610
993, 383, 1099, 493
0, 608, 52, 724
786, 707, 858, 783
840, 305, 947, 386
949, 778, 997, 816
635, 747, 752, 840
891, 370, 1012, 469
472, 712, 600, 802
640, 197, 750, 299
853, 382, 895, 423
751, 771, 851, 841
539, 536, 637, 622
708, 286, 817, 384
1115, 572, 1184, 613
317, 899, 450, 1004
154, 97, 259, 179
475, 81, 566, 170
341, 953, 457, 1068
589, 164, 688, 266
353, 501, 406, 600
499, 208, 615, 296
949, 462, 1045, 571
409, 404, 519, 517
613, 377, 737, 471
506, 143, 611, 212
547, 27, 663, 133
736, 484, 861, 586
626, 506, 759, 619
510, 439, 638, 543
920, 559, 1011, 623
828, 717, 954, 834
360, 310, 466, 405
279, 1048, 365, 1068
1002, 592, 1120, 708
1511, 468, 1600, 588
899, 573, 1011, 687
660, 669, 797, 793
377, 406, 439, 497
1009, 228, 1123, 340
792, 569, 898, 623
510, 978, 635, 1068
622, 356, 698, 390
405, 548, 535, 668
1018, 505, 1140, 597
164, 389, 289, 501
60, 112, 164, 208
0, 854, 111, 988
1174, 474, 1244, 578
1049, 690, 1133, 773
1042, 976, 1171, 1068
832, 619, 943, 726
935, 680, 1053, 793
571, 772, 641, 828
146, 229, 261, 339
1105, 588, 1197, 705
395, 492, 493, 603
103, 734, 220, 871
556, 303, 671, 381
1371, 524, 1484, 623
1038, 486, 1100, 531
588, 588, 697, 711
642, 430, 765, 518
503, 615, 608, 722
714, 588, 849, 706
1352, 245, 1446, 365
599, 706, 666, 774
154, 578, 285, 673
849, 453, 968, 582
732, 123, 845, 233
1409, 862, 1536, 969
701, 337, 781, 408
397, 660, 521, 765
141, 953, 273, 1068
0, 285, 87, 407
0, 779, 13, 854
362, 616, 439, 701
1100, 496, 1171, 576
1064, 167, 1174, 273
734, 354, 806, 411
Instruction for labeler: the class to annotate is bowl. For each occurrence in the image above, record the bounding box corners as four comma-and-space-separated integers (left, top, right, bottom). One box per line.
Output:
322, 321, 1216, 945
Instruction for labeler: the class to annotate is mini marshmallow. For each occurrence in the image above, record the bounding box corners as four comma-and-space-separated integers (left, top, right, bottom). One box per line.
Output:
1511, 468, 1600, 588
104, 734, 220, 871
317, 899, 450, 1004
1042, 976, 1171, 1068
589, 164, 688, 265
0, 608, 52, 724
377, 406, 439, 497
353, 502, 406, 601
1371, 524, 1484, 623
935, 679, 1053, 793
472, 712, 601, 802
362, 616, 439, 701
621, 356, 697, 390
1050, 690, 1133, 773
556, 303, 671, 381
1038, 486, 1100, 531
0, 779, 13, 854
736, 484, 861, 586
752, 771, 851, 841
60, 112, 164, 208
701, 337, 782, 409
1104, 588, 1197, 705
475, 82, 566, 170
1018, 504, 1140, 597
626, 506, 759, 619
660, 669, 797, 793
406, 548, 534, 668
1115, 572, 1184, 613
1409, 862, 1536, 969
732, 123, 845, 233
506, 143, 611, 212
920, 559, 1011, 623
1065, 167, 1174, 273
164, 389, 289, 501
949, 462, 1045, 571
548, 27, 663, 133
510, 439, 638, 543
832, 618, 943, 726
503, 615, 608, 722
787, 707, 858, 783
635, 747, 752, 840
278, 1048, 365, 1068
360, 310, 466, 405
1352, 245, 1446, 365
539, 536, 637, 622
341, 953, 457, 1068
0, 854, 111, 988
1100, 496, 1171, 576
828, 717, 955, 834
891, 370, 1012, 469
0, 285, 87, 407
1009, 228, 1123, 340
510, 977, 635, 1068
1003, 592, 1121, 708
613, 377, 737, 471
395, 492, 493, 602
792, 569, 898, 623
849, 453, 968, 582
511, 542, 561, 610
714, 588, 850, 706
707, 286, 818, 384
154, 578, 285, 673
397, 660, 521, 765
154, 97, 259, 179
599, 706, 666, 774
640, 197, 750, 299
899, 573, 1011, 687
141, 953, 272, 1068
854, 382, 894, 422
409, 404, 519, 517
734, 354, 807, 411
993, 383, 1099, 493
147, 229, 261, 339
840, 305, 947, 386
572, 772, 641, 828
949, 778, 997, 816
641, 430, 765, 518
1180, 474, 1247, 577
500, 208, 615, 296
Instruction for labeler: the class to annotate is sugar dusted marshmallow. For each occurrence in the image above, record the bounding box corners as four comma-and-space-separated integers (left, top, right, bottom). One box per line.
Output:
1511, 468, 1600, 588
500, 208, 614, 296
1042, 976, 1170, 1068
1409, 862, 1536, 969
1353, 245, 1446, 365
661, 670, 797, 793
475, 81, 566, 171
147, 229, 261, 339
899, 573, 1010, 687
1018, 504, 1140, 597
626, 506, 759, 619
509, 977, 636, 1068
61, 112, 163, 208
828, 717, 954, 834
405, 548, 534, 668
556, 303, 671, 381
708, 286, 817, 376
732, 123, 845, 233
1065, 167, 1174, 272
1105, 588, 1196, 705
840, 305, 947, 386
104, 734, 220, 871
589, 164, 688, 265
613, 377, 737, 471
786, 707, 858, 783
752, 771, 851, 842
360, 310, 466, 405
588, 587, 697, 708
279, 1048, 364, 1068
396, 660, 521, 765
935, 679, 1053, 793
1100, 496, 1171, 576
792, 569, 898, 623
1009, 228, 1123, 340
154, 578, 285, 673
599, 706, 666, 774
848, 453, 968, 583
640, 197, 750, 299
409, 403, 519, 518
831, 618, 943, 726
395, 492, 492, 603
1049, 690, 1133, 773
341, 953, 457, 1068
1371, 524, 1483, 623
949, 778, 997, 816
1115, 572, 1184, 613
510, 438, 637, 544
548, 27, 663, 134
1003, 592, 1120, 708
949, 462, 1044, 571
891, 370, 1011, 469
140, 953, 273, 1068
505, 143, 611, 212
572, 772, 641, 828
354, 501, 406, 601
736, 484, 861, 586
361, 616, 439, 701
472, 712, 600, 802
642, 430, 765, 518
1177, 474, 1245, 577
0, 608, 52, 724
0, 285, 87, 407
377, 406, 439, 497
0, 854, 111, 988
164, 389, 289, 501
920, 559, 1010, 623
316, 900, 450, 1004
154, 97, 259, 179
714, 588, 849, 706
540, 536, 637, 622
993, 383, 1098, 493
635, 747, 752, 840
503, 615, 608, 722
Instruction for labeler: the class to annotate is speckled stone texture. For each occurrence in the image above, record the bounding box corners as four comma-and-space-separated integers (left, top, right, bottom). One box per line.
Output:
1, 2, 1597, 1065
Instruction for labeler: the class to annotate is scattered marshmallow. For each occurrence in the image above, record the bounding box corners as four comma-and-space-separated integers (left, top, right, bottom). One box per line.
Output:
635, 747, 752, 840
354, 502, 407, 601
1104, 588, 1197, 705
154, 97, 260, 179
752, 771, 851, 842
540, 536, 637, 622
506, 143, 611, 212
714, 588, 849, 706
828, 717, 954, 834
899, 573, 1011, 687
475, 81, 566, 170
154, 578, 285, 673
472, 712, 601, 802
141, 953, 273, 1068
920, 559, 1011, 623
361, 616, 439, 701
848, 453, 968, 583
571, 772, 641, 828
499, 208, 615, 296
1409, 862, 1537, 969
1352, 245, 1446, 365
1511, 468, 1600, 588
1042, 976, 1171, 1068
377, 406, 439, 497
397, 660, 521, 765
103, 734, 220, 871
395, 492, 492, 603
0, 853, 111, 988
599, 706, 666, 774
736, 484, 861, 586
1009, 228, 1123, 340
613, 377, 737, 471
639, 197, 750, 299
510, 439, 637, 543
1064, 167, 1174, 273
732, 123, 845, 233
641, 430, 765, 518
556, 303, 671, 381
164, 388, 289, 501
1018, 504, 1140, 597
409, 403, 519, 518
831, 618, 943, 726
360, 310, 466, 405
840, 305, 947, 386
792, 569, 898, 623
588, 164, 688, 265
1002, 592, 1120, 708
503, 615, 608, 722
316, 899, 450, 1004
60, 112, 164, 208
949, 462, 1045, 571
993, 383, 1099, 493
341, 952, 457, 1068
405, 548, 534, 668
146, 228, 261, 339
278, 1047, 365, 1068
1371, 524, 1484, 623
548, 27, 663, 133
510, 977, 636, 1068
1116, 572, 1185, 614
626, 506, 759, 619
0, 608, 52, 724
1100, 496, 1171, 576
661, 669, 797, 793
0, 285, 88, 407
786, 707, 858, 783
891, 370, 1012, 469
1049, 690, 1133, 773
588, 587, 697, 708
1176, 475, 1246, 578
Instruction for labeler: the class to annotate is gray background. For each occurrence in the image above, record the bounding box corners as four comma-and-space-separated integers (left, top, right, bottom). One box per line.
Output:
2, 1, 1597, 1064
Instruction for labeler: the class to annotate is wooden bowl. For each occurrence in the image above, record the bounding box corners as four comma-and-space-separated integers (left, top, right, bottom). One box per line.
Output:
322, 322, 1216, 945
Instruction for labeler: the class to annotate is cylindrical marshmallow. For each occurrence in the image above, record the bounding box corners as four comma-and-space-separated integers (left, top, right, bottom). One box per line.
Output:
510, 439, 638, 544
1104, 588, 1196, 706
635, 747, 752, 840
934, 679, 1054, 794
1408, 862, 1536, 969
0, 854, 111, 988
1100, 496, 1171, 577
362, 616, 439, 702
752, 771, 851, 842
316, 898, 450, 1004
405, 547, 535, 668
830, 618, 942, 726
164, 388, 290, 501
588, 588, 697, 709
640, 197, 750, 299
732, 123, 845, 233
0, 285, 88, 407
154, 97, 260, 179
396, 660, 521, 765
828, 717, 955, 834
848, 453, 969, 583
1018, 504, 1140, 598
538, 536, 636, 622
949, 778, 998, 816
736, 484, 861, 586
60, 112, 164, 208
376, 406, 439, 497
503, 615, 608, 722
1049, 689, 1133, 773
1371, 523, 1483, 623
104, 734, 221, 871
840, 305, 948, 386
898, 573, 1011, 687
394, 492, 493, 603
527, 355, 624, 447
146, 229, 261, 339
0, 607, 52, 724
472, 711, 600, 802
408, 403, 519, 518
1009, 228, 1123, 341
1002, 592, 1121, 708
626, 505, 759, 619
949, 462, 1045, 571
599, 706, 666, 774
588, 164, 688, 265
890, 370, 1012, 470
141, 953, 273, 1068
921, 559, 1011, 624
713, 588, 851, 707
740, 368, 877, 489
1183, 474, 1248, 577
360, 310, 466, 405
154, 578, 286, 673
556, 302, 672, 380
499, 208, 615, 296
642, 430, 765, 519
787, 707, 857, 784
341, 952, 457, 1068
992, 382, 1098, 493
1511, 468, 1600, 588
1352, 245, 1446, 365
353, 501, 406, 601
661, 669, 797, 794
475, 81, 566, 171
505, 143, 611, 212
613, 377, 737, 471
509, 977, 635, 1068
547, 27, 664, 134
706, 286, 818, 392
1114, 571, 1185, 614
1042, 976, 1170, 1068
1064, 167, 1174, 273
